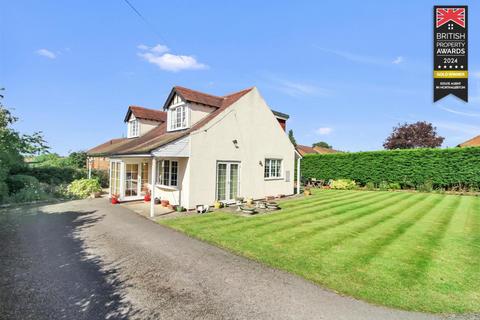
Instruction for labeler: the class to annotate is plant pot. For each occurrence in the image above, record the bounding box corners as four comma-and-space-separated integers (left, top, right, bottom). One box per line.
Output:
144, 194, 151, 202
111, 197, 119, 204
154, 198, 161, 205
267, 202, 279, 210
214, 201, 222, 209
176, 206, 185, 212
256, 201, 267, 209
240, 206, 257, 214
246, 198, 253, 206
161, 200, 170, 207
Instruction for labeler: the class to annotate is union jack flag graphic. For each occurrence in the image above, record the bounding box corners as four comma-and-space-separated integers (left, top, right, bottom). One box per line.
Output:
436, 8, 466, 28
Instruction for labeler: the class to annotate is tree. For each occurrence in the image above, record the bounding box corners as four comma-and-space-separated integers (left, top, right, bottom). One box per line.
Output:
67, 151, 87, 169
383, 121, 444, 149
0, 90, 49, 201
312, 141, 332, 149
288, 129, 297, 146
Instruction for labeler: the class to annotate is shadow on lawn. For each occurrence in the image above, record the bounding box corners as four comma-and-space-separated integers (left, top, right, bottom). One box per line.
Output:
0, 204, 139, 320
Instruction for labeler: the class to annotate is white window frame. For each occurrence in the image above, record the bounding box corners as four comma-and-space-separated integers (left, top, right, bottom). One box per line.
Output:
156, 160, 179, 187
264, 158, 283, 180
128, 119, 139, 138
168, 103, 188, 131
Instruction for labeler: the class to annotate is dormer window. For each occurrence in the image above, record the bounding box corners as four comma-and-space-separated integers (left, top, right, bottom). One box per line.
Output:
128, 119, 139, 138
170, 105, 187, 130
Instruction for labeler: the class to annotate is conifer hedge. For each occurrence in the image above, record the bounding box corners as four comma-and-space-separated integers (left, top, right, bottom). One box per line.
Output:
301, 147, 480, 189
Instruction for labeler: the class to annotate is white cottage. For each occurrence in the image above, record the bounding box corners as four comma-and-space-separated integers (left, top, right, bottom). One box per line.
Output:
87, 86, 301, 215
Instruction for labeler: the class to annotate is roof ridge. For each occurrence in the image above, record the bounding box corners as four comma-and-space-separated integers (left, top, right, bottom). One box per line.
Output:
222, 86, 255, 98
174, 86, 223, 100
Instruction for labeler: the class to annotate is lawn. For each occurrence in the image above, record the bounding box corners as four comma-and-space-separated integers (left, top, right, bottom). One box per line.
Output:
160, 190, 480, 313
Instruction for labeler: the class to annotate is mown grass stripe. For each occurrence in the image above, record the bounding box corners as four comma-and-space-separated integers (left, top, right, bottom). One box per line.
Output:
273, 192, 411, 244
299, 193, 431, 255
392, 195, 461, 286
229, 192, 393, 237
202, 190, 369, 230
345, 194, 447, 268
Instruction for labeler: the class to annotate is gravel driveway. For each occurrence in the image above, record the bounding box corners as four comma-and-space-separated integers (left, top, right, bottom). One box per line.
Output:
0, 198, 454, 320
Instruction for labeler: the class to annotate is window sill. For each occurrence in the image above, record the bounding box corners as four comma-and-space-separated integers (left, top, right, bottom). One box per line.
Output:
167, 127, 188, 132
264, 177, 284, 181
155, 184, 179, 191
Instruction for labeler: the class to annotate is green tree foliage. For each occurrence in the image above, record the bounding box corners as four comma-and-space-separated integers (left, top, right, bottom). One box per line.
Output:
288, 129, 297, 146
301, 147, 480, 190
0, 91, 49, 202
312, 141, 332, 149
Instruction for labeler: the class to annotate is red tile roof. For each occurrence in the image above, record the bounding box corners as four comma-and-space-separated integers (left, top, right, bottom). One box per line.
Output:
296, 145, 317, 156
458, 135, 480, 147
88, 86, 254, 156
87, 138, 129, 156
174, 86, 225, 108
125, 106, 167, 122
296, 144, 341, 156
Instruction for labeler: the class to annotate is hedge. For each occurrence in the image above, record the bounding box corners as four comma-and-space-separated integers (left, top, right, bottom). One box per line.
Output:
301, 147, 480, 189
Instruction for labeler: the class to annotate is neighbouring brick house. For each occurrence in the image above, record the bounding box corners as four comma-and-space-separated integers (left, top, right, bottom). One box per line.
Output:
295, 144, 340, 156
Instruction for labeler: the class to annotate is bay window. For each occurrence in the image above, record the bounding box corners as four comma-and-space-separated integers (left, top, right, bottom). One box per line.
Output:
264, 159, 282, 179
156, 160, 178, 187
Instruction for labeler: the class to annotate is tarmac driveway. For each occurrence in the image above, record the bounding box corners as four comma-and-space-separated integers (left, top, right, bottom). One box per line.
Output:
0, 198, 449, 320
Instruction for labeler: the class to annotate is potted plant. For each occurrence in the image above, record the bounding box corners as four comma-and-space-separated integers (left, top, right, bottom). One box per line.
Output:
154, 197, 161, 205
111, 194, 119, 204
144, 191, 151, 202
256, 201, 267, 209
235, 196, 244, 206
161, 199, 170, 207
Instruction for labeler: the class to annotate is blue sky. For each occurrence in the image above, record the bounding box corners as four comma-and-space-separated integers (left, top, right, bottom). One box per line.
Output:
2, 0, 479, 155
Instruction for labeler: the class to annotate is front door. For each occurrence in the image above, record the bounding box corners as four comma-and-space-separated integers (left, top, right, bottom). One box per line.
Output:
125, 163, 139, 198
216, 162, 240, 203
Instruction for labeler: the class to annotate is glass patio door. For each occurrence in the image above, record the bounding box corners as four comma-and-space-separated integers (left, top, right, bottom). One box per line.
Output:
216, 162, 240, 202
125, 163, 139, 197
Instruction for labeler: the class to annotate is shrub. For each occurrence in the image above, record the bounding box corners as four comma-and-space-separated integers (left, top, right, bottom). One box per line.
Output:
301, 147, 480, 190
330, 179, 357, 190
365, 182, 376, 190
388, 182, 401, 190
9, 183, 51, 203
13, 166, 87, 185
91, 169, 109, 188
417, 180, 433, 193
7, 174, 39, 194
378, 181, 389, 191
67, 179, 102, 199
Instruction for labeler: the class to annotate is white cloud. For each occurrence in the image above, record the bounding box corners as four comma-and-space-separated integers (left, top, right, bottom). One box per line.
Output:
36, 49, 56, 59
315, 127, 333, 135
438, 105, 480, 117
315, 46, 406, 67
137, 43, 207, 72
265, 75, 329, 97
392, 56, 404, 64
